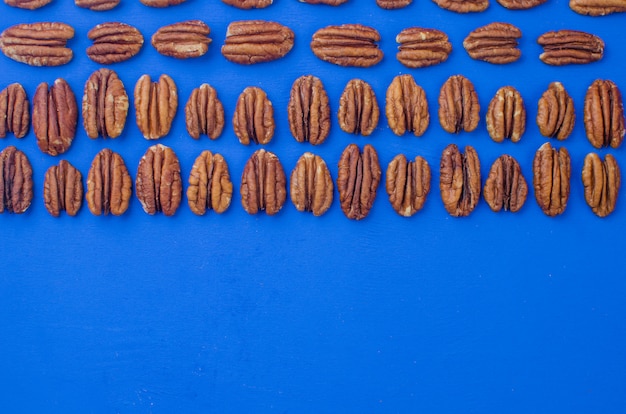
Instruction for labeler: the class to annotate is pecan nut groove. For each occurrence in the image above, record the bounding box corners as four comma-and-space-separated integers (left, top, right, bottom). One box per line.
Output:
82, 68, 128, 139
386, 154, 431, 217
0, 83, 29, 139
222, 20, 294, 65
386, 74, 429, 137
463, 22, 522, 64
0, 22, 74, 67
44, 160, 83, 217
537, 82, 575, 140
187, 151, 232, 215
87, 22, 144, 65
584, 79, 625, 149
582, 153, 620, 217
311, 24, 383, 67
287, 75, 330, 145
486, 86, 526, 143
483, 155, 527, 213
134, 74, 178, 140
151, 20, 211, 59
0, 146, 33, 214
438, 75, 480, 134
290, 152, 334, 216
136, 144, 183, 216
233, 87, 274, 145
395, 27, 452, 69
337, 144, 381, 220
33, 78, 78, 156
338, 79, 379, 136
240, 149, 287, 216
538, 30, 604, 65
86, 149, 132, 216
185, 84, 224, 140
533, 142, 571, 217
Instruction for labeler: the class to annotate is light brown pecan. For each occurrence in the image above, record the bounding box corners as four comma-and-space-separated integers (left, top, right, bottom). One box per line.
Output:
537, 82, 575, 140
5, 0, 51, 9
290, 152, 333, 216
82, 68, 128, 139
151, 20, 211, 59
486, 86, 526, 143
395, 27, 451, 69
0, 146, 33, 214
582, 153, 620, 217
496, 0, 546, 9
311, 24, 383, 67
538, 30, 604, 65
134, 74, 177, 140
440, 144, 481, 217
233, 87, 274, 145
378, 0, 412, 7
338, 79, 379, 136
0, 83, 29, 139
75, 0, 119, 10
0, 22, 74, 67
140, 0, 185, 6
43, 160, 83, 217
136, 144, 182, 216
287, 75, 330, 145
386, 74, 429, 137
185, 84, 224, 140
222, 0, 272, 8
337, 143, 381, 220
33, 78, 77, 156
222, 20, 294, 65
299, 0, 348, 4
87, 22, 143, 64
584, 79, 625, 149
570, 0, 626, 15
463, 22, 521, 64
533, 142, 570, 217
432, 0, 489, 12
86, 149, 132, 216
483, 154, 527, 213
240, 149, 286, 216
386, 154, 430, 217
438, 75, 480, 134
187, 150, 232, 215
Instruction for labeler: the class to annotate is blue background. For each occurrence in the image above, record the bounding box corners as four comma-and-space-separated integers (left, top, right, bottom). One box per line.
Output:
1, 0, 625, 412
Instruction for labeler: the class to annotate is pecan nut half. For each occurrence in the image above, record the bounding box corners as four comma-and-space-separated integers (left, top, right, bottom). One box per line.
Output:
82, 68, 128, 139
533, 142, 571, 216
5, 0, 51, 9
185, 84, 224, 140
386, 154, 430, 217
463, 22, 522, 64
432, 0, 489, 12
537, 82, 575, 140
337, 143, 381, 220
570, 0, 626, 15
0, 22, 74, 67
378, 0, 412, 8
438, 75, 480, 134
187, 151, 232, 215
440, 144, 481, 217
240, 149, 287, 216
222, 0, 273, 8
338, 79, 379, 136
86, 149, 132, 216
290, 152, 333, 216
75, 0, 119, 10
233, 86, 274, 145
140, 0, 186, 6
287, 75, 330, 145
44, 160, 83, 217
151, 20, 211, 59
222, 20, 294, 65
0, 146, 33, 214
395, 27, 451, 69
134, 74, 178, 140
584, 79, 625, 149
299, 0, 348, 4
538, 30, 604, 65
486, 86, 526, 143
582, 153, 620, 217
386, 74, 429, 137
0, 83, 29, 139
311, 24, 383, 67
496, 0, 546, 9
483, 155, 527, 213
87, 22, 143, 64
136, 144, 183, 216
33, 78, 78, 156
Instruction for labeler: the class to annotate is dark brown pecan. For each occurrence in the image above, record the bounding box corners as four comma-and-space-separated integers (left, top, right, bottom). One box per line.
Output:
140, 0, 185, 6
287, 75, 330, 145
0, 146, 33, 214
570, 0, 626, 15
486, 86, 526, 143
222, 0, 272, 8
386, 74, 429, 137
151, 20, 211, 59
538, 30, 604, 65
432, 0, 489, 12
439, 144, 481, 217
337, 143, 381, 220
496, 0, 546, 9
463, 22, 521, 64
338, 79, 379, 136
395, 27, 451, 69
185, 84, 224, 140
582, 153, 620, 217
311, 24, 383, 67
533, 142, 571, 217
5, 0, 51, 9
537, 82, 575, 140
386, 154, 430, 217
438, 75, 480, 134
584, 79, 625, 149
187, 150, 232, 215
82, 68, 128, 139
483, 155, 527, 213
33, 78, 77, 156
43, 160, 83, 217
233, 86, 274, 145
240, 149, 286, 216
75, 0, 119, 10
134, 74, 178, 140
300, 0, 348, 4
136, 144, 182, 216
290, 152, 333, 216
87, 22, 143, 64
0, 22, 74, 67
86, 149, 131, 216
0, 83, 29, 139
378, 0, 412, 7
222, 20, 294, 65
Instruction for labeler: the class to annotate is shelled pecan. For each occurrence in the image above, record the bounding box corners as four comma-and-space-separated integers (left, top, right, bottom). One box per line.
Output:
82, 68, 128, 139
0, 22, 74, 66
496, 0, 546, 9
134, 74, 178, 140
5, 0, 51, 9
300, 0, 348, 4
287, 75, 330, 145
439, 144, 481, 217
0, 83, 29, 139
0, 146, 33, 214
386, 154, 430, 217
338, 79, 379, 136
185, 84, 224, 140
87, 22, 143, 64
311, 24, 383, 67
75, 0, 119, 10
438, 75, 480, 134
222, 20, 294, 64
86, 149, 132, 216
377, 0, 412, 8
240, 149, 286, 216
432, 0, 489, 13
582, 153, 620, 217
533, 142, 570, 216
151, 20, 211, 59
584, 79, 625, 149
290, 152, 334, 216
233, 87, 274, 145
483, 155, 527, 213
337, 144, 381, 220
395, 27, 451, 68
486, 86, 526, 143
570, 0, 626, 15
463, 22, 522, 64
386, 74, 429, 137
136, 144, 183, 216
140, 0, 186, 6
222, 0, 273, 8
538, 30, 604, 65
536, 82, 575, 140
44, 160, 83, 217
33, 78, 77, 156
187, 151, 232, 215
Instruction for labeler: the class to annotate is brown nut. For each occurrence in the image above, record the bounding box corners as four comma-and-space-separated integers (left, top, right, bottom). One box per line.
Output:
538, 30, 604, 65
185, 84, 224, 140
0, 83, 29, 139
299, 0, 348, 4
75, 0, 119, 10
0, 146, 33, 214
233, 87, 274, 145
533, 142, 571, 217
438, 75, 480, 134
496, 0, 546, 8
151, 20, 211, 59
0, 22, 74, 67
87, 22, 144, 65
483, 154, 527, 213
338, 79, 379, 136
537, 82, 575, 140
43, 160, 83, 217
134, 74, 178, 140
33, 78, 78, 156
337, 143, 381, 220
463, 22, 521, 64
439, 144, 481, 217
136, 144, 182, 216
222, 0, 273, 8
386, 74, 429, 137
432, 0, 489, 13
582, 153, 620, 217
240, 149, 286, 216
222, 20, 294, 65
377, 0, 412, 8
570, 0, 626, 15
82, 68, 128, 139
584, 79, 625, 149
86, 149, 132, 216
395, 27, 451, 69
140, 0, 185, 6
187, 151, 232, 215
386, 154, 430, 217
486, 86, 526, 143
311, 24, 383, 68
290, 152, 333, 216
287, 75, 331, 145
5, 0, 51, 9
